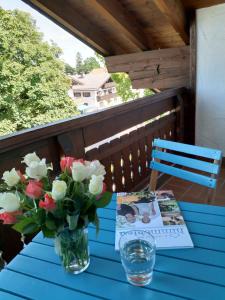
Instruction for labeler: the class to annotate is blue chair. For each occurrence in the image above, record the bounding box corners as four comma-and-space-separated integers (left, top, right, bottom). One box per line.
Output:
149, 139, 222, 202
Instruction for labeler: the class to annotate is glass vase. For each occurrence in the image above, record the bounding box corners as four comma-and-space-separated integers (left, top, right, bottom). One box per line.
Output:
54, 227, 90, 274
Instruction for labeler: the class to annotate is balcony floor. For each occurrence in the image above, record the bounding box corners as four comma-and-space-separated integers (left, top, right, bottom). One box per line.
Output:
158, 165, 225, 206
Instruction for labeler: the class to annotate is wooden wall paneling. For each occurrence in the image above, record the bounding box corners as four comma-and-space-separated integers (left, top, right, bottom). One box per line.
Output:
137, 129, 148, 181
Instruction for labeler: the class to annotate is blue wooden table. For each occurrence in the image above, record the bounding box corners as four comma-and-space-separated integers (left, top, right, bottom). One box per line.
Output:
1, 195, 225, 300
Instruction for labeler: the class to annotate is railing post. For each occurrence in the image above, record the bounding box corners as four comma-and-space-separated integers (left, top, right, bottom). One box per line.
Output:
57, 128, 85, 158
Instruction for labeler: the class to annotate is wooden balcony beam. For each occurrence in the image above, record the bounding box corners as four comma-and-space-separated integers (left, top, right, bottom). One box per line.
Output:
153, 0, 189, 44
106, 46, 190, 89
23, 0, 111, 56
93, 0, 148, 51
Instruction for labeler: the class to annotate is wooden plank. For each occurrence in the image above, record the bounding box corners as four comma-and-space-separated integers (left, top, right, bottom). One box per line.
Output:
0, 269, 96, 300
7, 254, 177, 300
131, 74, 189, 89
150, 161, 217, 188
106, 46, 190, 73
0, 88, 185, 154
91, 0, 148, 51
83, 97, 175, 146
152, 150, 220, 174
153, 0, 189, 44
23, 0, 113, 56
20, 243, 225, 299
153, 139, 222, 160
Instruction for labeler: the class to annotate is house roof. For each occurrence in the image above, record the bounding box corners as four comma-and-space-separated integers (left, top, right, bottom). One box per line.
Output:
71, 68, 111, 91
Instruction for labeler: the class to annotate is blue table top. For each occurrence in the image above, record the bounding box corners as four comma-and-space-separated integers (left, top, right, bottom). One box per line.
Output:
1, 195, 225, 300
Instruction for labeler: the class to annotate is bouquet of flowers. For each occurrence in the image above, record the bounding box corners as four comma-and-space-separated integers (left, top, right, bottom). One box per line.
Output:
0, 153, 111, 273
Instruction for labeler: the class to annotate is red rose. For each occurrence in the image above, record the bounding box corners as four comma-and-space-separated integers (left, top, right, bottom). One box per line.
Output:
25, 180, 43, 199
75, 158, 85, 164
0, 211, 21, 224
17, 170, 26, 183
39, 194, 56, 211
60, 156, 75, 173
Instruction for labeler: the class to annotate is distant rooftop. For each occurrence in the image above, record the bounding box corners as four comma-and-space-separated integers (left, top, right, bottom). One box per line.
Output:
71, 68, 111, 91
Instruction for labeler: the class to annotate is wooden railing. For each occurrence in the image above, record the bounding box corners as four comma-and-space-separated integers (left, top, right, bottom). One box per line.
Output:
0, 88, 188, 193
0, 87, 190, 261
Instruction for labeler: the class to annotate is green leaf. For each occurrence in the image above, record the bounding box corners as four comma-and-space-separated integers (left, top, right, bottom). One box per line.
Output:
45, 219, 57, 230
22, 223, 39, 235
66, 214, 79, 230
42, 227, 55, 238
12, 217, 39, 235
95, 192, 112, 208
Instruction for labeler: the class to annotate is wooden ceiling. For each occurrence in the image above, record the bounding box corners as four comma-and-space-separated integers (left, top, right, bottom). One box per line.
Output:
23, 0, 225, 56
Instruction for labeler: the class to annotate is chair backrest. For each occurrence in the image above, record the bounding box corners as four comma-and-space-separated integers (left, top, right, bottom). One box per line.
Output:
150, 139, 222, 190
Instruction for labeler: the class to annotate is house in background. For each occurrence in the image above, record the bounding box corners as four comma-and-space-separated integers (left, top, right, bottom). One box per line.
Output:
69, 68, 120, 113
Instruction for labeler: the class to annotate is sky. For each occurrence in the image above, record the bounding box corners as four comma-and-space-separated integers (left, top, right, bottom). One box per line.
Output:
0, 0, 94, 67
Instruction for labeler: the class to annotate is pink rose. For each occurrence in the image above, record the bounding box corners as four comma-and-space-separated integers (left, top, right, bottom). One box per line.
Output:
25, 180, 43, 199
60, 157, 75, 173
39, 194, 56, 211
0, 211, 21, 224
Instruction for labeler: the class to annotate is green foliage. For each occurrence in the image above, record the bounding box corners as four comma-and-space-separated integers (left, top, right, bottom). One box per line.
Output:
0, 8, 78, 136
144, 89, 154, 97
65, 63, 75, 75
83, 57, 100, 73
111, 72, 140, 102
74, 52, 100, 75
74, 52, 83, 75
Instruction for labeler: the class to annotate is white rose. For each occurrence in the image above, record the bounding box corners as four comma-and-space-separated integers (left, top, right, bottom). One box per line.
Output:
22, 152, 40, 166
2, 168, 20, 187
89, 175, 104, 195
0, 193, 20, 213
26, 159, 47, 180
88, 160, 106, 178
71, 161, 88, 182
52, 180, 67, 201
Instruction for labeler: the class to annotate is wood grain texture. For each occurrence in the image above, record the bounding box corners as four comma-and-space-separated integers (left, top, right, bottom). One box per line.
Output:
106, 46, 190, 89
153, 0, 189, 44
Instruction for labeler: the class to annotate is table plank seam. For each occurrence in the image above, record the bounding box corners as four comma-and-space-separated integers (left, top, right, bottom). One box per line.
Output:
18, 250, 225, 292
27, 241, 225, 271
0, 288, 31, 300
5, 267, 108, 300
8, 255, 191, 300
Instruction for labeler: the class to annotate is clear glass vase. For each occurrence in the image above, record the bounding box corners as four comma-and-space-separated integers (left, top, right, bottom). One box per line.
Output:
54, 227, 90, 274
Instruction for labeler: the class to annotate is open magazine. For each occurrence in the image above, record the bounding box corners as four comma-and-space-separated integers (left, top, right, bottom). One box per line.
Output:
115, 190, 194, 250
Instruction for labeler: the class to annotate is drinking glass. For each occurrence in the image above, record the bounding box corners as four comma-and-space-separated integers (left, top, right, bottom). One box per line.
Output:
119, 230, 156, 286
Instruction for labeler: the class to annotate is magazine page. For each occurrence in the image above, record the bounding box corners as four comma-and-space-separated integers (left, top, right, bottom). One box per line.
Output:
115, 190, 194, 250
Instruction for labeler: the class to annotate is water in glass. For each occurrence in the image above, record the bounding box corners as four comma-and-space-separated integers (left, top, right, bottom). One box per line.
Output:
119, 230, 156, 286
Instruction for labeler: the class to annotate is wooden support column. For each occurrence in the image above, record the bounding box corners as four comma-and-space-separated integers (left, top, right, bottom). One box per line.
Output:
188, 13, 197, 144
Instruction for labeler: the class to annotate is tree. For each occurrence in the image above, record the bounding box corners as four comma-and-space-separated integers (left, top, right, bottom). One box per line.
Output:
111, 73, 140, 102
0, 8, 78, 136
83, 57, 100, 74
65, 63, 75, 75
75, 52, 84, 75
